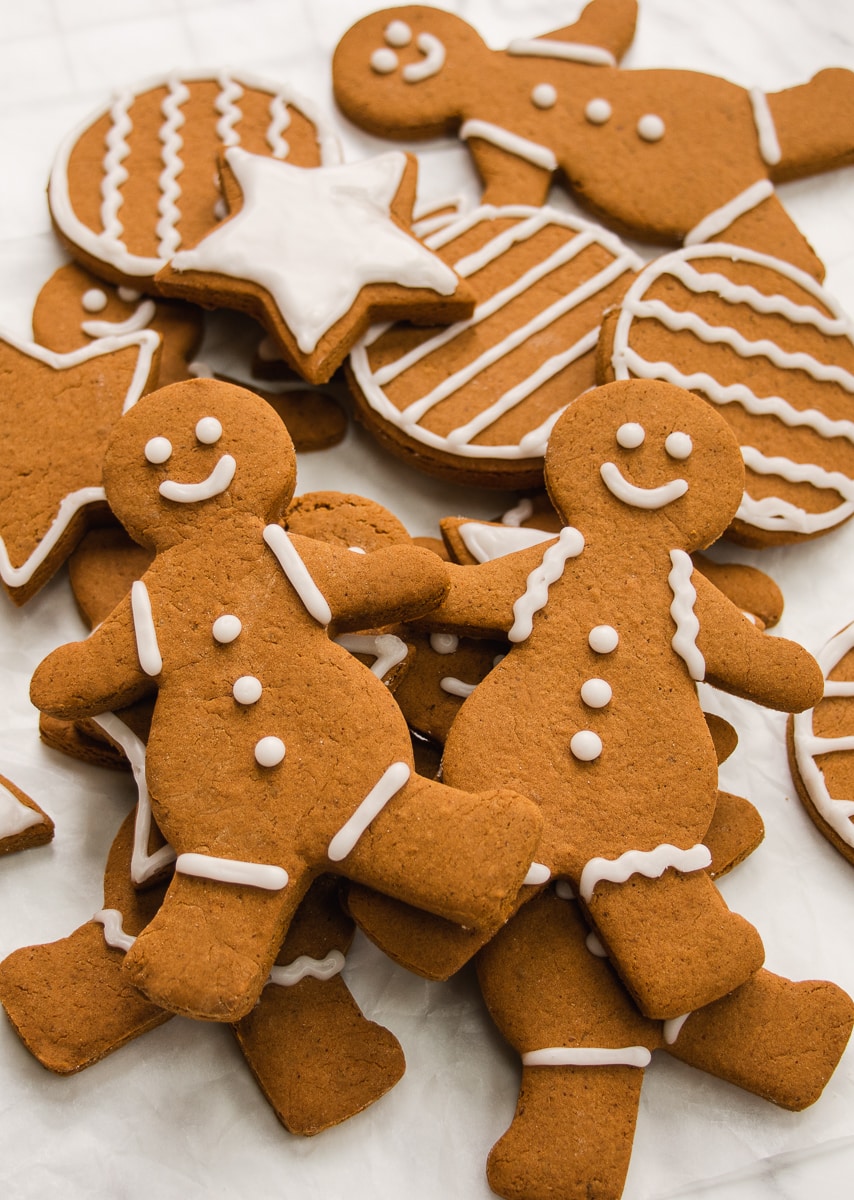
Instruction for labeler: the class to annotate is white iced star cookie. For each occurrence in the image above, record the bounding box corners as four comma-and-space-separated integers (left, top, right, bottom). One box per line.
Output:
156, 147, 475, 383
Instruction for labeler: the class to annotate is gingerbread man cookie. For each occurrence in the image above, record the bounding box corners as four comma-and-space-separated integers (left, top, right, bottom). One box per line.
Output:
30, 377, 542, 1022
427, 378, 822, 1017
333, 3, 854, 277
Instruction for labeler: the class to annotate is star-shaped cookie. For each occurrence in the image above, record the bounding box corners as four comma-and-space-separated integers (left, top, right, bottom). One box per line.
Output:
0, 328, 160, 604
155, 147, 475, 384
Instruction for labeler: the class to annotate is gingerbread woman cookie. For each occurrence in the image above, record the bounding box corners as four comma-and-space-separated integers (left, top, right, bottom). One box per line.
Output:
333, 3, 854, 277
29, 377, 542, 1022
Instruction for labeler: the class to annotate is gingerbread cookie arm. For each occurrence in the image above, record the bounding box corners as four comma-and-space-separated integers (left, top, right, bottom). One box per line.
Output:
288, 534, 450, 631
693, 571, 822, 711
466, 136, 553, 208
411, 558, 527, 638
30, 590, 154, 719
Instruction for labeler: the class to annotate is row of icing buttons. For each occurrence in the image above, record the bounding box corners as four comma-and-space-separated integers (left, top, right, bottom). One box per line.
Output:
571, 624, 619, 761
212, 613, 284, 767
530, 86, 666, 142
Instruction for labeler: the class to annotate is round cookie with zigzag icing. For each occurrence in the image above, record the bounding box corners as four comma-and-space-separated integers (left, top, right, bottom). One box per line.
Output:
48, 71, 341, 289
597, 242, 854, 547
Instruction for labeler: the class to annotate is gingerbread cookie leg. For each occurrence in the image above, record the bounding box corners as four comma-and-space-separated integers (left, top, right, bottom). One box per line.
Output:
234, 879, 404, 1134
665, 969, 854, 1112
581, 864, 765, 1019
0, 811, 169, 1073
478, 889, 659, 1200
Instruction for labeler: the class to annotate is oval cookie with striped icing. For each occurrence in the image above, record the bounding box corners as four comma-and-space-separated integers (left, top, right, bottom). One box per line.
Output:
598, 242, 854, 547
48, 71, 341, 287
789, 620, 854, 866
347, 203, 642, 488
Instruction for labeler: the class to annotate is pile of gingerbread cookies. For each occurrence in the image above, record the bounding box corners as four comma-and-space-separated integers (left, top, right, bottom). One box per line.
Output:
1, 3, 854, 1196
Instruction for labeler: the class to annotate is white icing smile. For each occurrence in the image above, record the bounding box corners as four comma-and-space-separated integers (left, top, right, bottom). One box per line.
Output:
403, 32, 445, 82
81, 298, 157, 337
600, 461, 688, 509
159, 454, 236, 502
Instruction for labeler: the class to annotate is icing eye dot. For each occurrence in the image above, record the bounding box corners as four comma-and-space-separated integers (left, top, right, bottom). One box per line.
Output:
589, 624, 619, 654
233, 675, 263, 705
585, 97, 612, 125
212, 614, 242, 643
637, 113, 665, 142
570, 730, 603, 761
531, 83, 557, 109
117, 286, 141, 303
384, 19, 412, 47
144, 436, 172, 464
255, 735, 286, 768
616, 422, 645, 449
81, 288, 108, 313
580, 678, 612, 708
665, 431, 693, 460
371, 47, 398, 74
195, 416, 223, 444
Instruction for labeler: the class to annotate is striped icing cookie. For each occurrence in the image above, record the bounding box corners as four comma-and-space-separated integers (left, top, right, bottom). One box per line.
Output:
347, 203, 642, 488
599, 242, 854, 547
48, 71, 340, 287
789, 621, 854, 867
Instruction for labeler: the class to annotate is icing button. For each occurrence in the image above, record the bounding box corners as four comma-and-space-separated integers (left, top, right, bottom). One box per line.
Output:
580, 678, 612, 708
588, 624, 619, 653
570, 730, 603, 761
637, 113, 665, 142
233, 675, 263, 705
212, 614, 242, 643
255, 736, 286, 767
585, 97, 612, 125
532, 83, 557, 110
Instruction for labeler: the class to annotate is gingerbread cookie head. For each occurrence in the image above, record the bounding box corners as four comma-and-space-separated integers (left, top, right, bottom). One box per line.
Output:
333, 7, 486, 140
104, 376, 295, 552
544, 379, 744, 553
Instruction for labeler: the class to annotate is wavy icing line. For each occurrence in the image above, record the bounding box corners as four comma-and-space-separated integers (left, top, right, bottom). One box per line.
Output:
351, 205, 640, 459
508, 526, 585, 643
99, 90, 133, 243
610, 242, 854, 533
580, 843, 712, 902
266, 92, 291, 159
156, 78, 191, 256
792, 620, 854, 849
214, 72, 244, 145
668, 549, 705, 680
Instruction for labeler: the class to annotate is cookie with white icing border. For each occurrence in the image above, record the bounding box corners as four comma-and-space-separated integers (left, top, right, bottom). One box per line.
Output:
29, 377, 542, 1022
0, 775, 53, 856
333, 3, 854, 277
0, 327, 160, 605
155, 149, 476, 385
788, 619, 854, 867
48, 72, 341, 290
598, 242, 854, 547
346, 202, 641, 487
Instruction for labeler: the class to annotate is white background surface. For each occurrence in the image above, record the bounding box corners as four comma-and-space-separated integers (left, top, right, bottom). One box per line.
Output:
0, 1, 853, 1197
